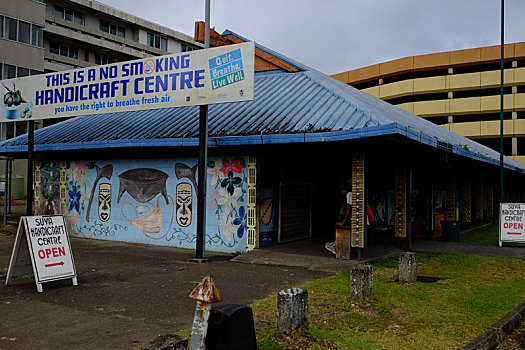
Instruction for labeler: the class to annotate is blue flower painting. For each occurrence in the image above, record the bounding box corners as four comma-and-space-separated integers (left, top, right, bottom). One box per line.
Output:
233, 206, 247, 238
68, 185, 81, 212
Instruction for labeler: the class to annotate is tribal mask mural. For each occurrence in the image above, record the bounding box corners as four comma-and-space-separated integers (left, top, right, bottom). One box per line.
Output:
117, 168, 169, 204
53, 157, 249, 253
176, 183, 192, 227
98, 183, 111, 222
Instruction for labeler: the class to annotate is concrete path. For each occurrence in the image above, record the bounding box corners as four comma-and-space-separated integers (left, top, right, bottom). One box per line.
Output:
233, 238, 401, 273
0, 234, 329, 350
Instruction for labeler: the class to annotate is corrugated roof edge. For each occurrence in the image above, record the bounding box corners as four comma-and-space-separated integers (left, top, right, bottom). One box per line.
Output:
0, 121, 522, 173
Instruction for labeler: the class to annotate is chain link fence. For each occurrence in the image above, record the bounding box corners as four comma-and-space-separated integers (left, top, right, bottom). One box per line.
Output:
0, 157, 28, 225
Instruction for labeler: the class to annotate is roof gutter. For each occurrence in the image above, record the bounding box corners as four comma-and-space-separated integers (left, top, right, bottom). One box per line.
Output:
0, 123, 523, 173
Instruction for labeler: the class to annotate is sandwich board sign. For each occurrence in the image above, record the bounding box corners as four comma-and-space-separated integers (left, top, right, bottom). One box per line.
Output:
5, 215, 77, 292
499, 203, 525, 246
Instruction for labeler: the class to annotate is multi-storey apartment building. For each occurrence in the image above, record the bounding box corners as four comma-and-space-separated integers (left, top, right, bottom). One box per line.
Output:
1, 0, 202, 138
0, 0, 201, 198
333, 42, 525, 165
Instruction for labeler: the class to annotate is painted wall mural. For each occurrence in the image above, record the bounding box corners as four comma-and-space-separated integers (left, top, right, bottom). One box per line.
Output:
38, 157, 249, 253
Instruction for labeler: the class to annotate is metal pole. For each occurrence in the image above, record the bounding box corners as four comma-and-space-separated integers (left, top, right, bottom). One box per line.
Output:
499, 0, 504, 204
196, 0, 210, 259
27, 121, 34, 216
3, 158, 8, 225
7, 159, 11, 214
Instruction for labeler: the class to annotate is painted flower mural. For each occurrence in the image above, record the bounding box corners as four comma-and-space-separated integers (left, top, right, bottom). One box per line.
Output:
65, 161, 95, 217
208, 157, 248, 244
220, 157, 246, 175
233, 206, 247, 239
68, 185, 81, 212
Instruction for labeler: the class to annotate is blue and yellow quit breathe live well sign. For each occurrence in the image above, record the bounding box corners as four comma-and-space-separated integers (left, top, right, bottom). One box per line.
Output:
0, 42, 254, 122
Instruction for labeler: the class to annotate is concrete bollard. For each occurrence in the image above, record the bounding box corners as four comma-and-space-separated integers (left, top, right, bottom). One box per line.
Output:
398, 252, 417, 282
277, 288, 308, 335
350, 265, 374, 301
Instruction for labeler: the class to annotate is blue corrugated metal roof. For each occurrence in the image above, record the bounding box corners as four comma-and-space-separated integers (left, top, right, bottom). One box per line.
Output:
1, 38, 524, 173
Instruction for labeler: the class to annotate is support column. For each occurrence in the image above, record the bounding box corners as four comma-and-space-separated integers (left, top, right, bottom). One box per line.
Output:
462, 173, 471, 224
445, 169, 456, 221
474, 176, 484, 222
351, 152, 366, 254
34, 160, 41, 215
486, 180, 494, 219
394, 162, 407, 240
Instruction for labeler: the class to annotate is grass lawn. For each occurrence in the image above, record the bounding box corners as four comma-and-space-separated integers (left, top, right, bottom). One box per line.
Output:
460, 223, 525, 247
251, 253, 525, 349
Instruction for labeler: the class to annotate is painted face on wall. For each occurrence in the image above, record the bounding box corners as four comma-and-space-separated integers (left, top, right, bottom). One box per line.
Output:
176, 183, 192, 227
98, 183, 111, 222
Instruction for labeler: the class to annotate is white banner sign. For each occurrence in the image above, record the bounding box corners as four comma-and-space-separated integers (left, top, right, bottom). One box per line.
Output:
0, 42, 254, 121
499, 203, 525, 246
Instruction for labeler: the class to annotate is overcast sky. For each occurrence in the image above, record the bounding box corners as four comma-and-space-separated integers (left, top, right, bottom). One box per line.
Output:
98, 0, 525, 75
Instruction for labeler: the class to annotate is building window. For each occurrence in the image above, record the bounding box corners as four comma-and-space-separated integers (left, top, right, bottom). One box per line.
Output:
73, 12, 83, 25
31, 25, 43, 47
0, 16, 43, 48
4, 123, 14, 140
100, 20, 125, 38
2, 64, 17, 79
54, 6, 63, 18
95, 54, 115, 65
117, 27, 125, 38
18, 21, 31, 44
50, 41, 78, 59
17, 67, 29, 77
15, 121, 27, 137
30, 69, 43, 76
181, 44, 193, 52
5, 17, 18, 41
54, 5, 84, 25
147, 32, 167, 51
1, 63, 36, 79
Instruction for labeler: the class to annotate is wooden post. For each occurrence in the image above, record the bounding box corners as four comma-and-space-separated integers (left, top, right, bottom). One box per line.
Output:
394, 163, 407, 239
351, 152, 366, 256
335, 227, 351, 259
445, 169, 456, 221
474, 177, 484, 222
462, 173, 472, 224
486, 180, 494, 219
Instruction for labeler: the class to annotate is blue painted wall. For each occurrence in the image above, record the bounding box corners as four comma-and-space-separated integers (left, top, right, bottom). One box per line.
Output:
40, 157, 249, 253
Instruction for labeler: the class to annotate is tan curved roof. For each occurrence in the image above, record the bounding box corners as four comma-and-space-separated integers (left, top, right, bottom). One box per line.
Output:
333, 42, 525, 85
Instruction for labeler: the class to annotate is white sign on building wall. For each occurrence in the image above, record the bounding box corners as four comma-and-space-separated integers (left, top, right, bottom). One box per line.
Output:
0, 42, 254, 121
499, 203, 525, 246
